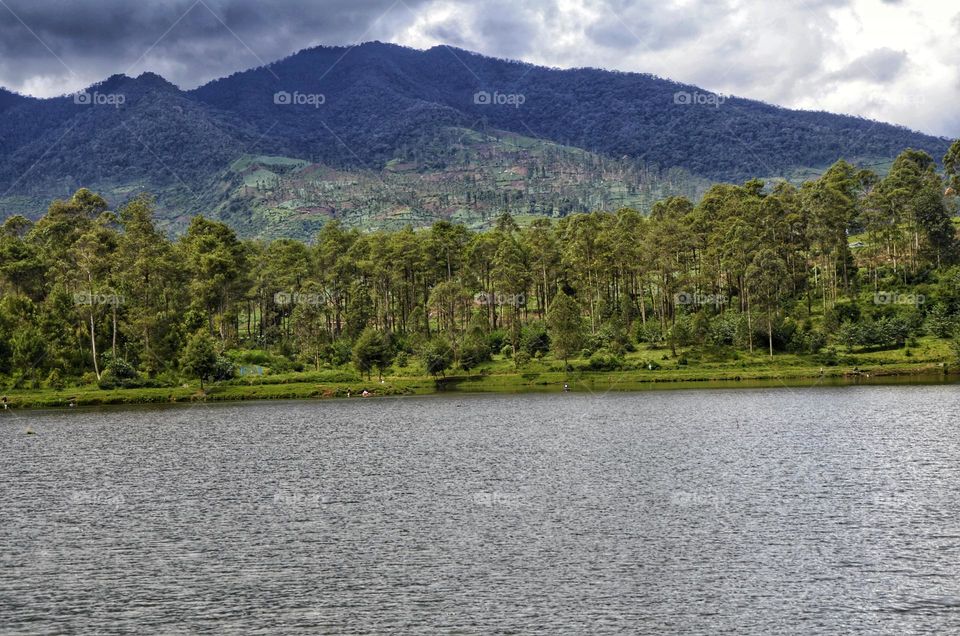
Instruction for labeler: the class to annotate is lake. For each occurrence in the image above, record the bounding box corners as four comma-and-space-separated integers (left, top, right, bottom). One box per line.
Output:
2, 386, 960, 634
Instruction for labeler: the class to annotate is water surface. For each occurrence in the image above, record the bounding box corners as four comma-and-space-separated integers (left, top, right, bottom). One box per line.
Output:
2, 387, 960, 634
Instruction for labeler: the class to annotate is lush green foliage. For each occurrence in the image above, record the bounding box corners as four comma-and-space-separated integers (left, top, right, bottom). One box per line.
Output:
181, 331, 218, 389
193, 43, 949, 181
0, 43, 950, 237
1, 146, 959, 393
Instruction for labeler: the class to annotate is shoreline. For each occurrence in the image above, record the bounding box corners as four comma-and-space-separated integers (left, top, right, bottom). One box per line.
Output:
1, 362, 954, 410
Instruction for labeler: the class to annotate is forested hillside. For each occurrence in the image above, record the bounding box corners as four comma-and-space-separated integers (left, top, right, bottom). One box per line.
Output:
213, 128, 710, 238
193, 42, 951, 180
0, 88, 27, 113
0, 42, 951, 238
2, 143, 959, 393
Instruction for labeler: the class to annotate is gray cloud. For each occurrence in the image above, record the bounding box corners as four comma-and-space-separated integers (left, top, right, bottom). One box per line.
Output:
0, 0, 429, 92
583, 3, 703, 52
827, 48, 908, 83
473, 3, 543, 60
0, 0, 955, 137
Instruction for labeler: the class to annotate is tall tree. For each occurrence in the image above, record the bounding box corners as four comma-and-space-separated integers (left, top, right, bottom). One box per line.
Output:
546, 290, 584, 367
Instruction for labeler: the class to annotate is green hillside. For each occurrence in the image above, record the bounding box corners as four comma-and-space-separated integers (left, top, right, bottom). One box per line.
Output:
206, 127, 712, 238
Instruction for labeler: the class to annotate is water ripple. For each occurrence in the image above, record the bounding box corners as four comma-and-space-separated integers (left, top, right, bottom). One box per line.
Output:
2, 387, 960, 634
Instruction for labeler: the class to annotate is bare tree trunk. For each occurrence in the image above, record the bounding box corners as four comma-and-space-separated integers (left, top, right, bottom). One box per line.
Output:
639, 284, 647, 328
89, 311, 100, 381
768, 315, 773, 357
112, 303, 118, 361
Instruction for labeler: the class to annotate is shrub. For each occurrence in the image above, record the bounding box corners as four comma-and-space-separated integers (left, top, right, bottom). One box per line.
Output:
827, 301, 862, 328
45, 369, 66, 390
925, 303, 956, 338
460, 336, 492, 370
872, 316, 910, 348
709, 312, 743, 347
520, 322, 550, 357
225, 369, 360, 385
771, 318, 797, 352
514, 350, 531, 368
692, 312, 711, 344
788, 323, 827, 354
326, 339, 353, 367
98, 357, 142, 389
487, 330, 509, 354
814, 349, 839, 366
669, 315, 695, 348
231, 349, 272, 365
213, 354, 236, 381
421, 338, 454, 377
835, 322, 861, 351
267, 356, 297, 374
838, 316, 912, 350
587, 321, 629, 354
352, 327, 393, 380
951, 328, 960, 364
634, 322, 664, 345
586, 350, 624, 371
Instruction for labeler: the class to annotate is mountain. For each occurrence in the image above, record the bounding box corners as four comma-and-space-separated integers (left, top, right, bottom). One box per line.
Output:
193, 42, 951, 180
0, 41, 952, 237
0, 88, 29, 114
215, 129, 712, 239
0, 74, 258, 206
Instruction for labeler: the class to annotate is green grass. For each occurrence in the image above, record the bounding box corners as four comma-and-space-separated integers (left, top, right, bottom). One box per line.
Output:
2, 379, 430, 409
2, 339, 955, 410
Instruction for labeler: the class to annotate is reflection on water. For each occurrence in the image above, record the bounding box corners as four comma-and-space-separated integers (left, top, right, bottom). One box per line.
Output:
2, 387, 960, 634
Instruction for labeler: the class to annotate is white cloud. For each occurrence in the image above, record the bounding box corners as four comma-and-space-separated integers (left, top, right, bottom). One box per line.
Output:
394, 0, 958, 136
0, 0, 956, 137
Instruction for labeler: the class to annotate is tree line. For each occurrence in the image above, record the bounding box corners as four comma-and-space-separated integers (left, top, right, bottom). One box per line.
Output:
2, 143, 960, 389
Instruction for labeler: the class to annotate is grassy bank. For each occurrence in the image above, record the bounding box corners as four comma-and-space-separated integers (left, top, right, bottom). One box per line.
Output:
2, 337, 955, 410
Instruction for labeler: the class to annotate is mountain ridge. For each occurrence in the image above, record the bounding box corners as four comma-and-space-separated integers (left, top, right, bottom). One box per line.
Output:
0, 41, 952, 237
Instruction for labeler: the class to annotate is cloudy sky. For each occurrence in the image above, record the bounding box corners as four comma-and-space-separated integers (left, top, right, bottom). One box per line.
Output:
0, 0, 957, 137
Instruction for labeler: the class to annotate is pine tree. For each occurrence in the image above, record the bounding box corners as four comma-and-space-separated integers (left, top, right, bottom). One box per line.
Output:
546, 291, 583, 367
